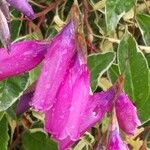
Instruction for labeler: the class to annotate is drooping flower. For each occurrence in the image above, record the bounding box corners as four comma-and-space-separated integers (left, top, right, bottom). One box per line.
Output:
44, 51, 90, 141
8, 19, 140, 150
6, 0, 35, 19
55, 78, 140, 149
0, 0, 35, 51
31, 20, 77, 111
57, 88, 116, 150
106, 108, 129, 150
115, 93, 141, 135
0, 40, 48, 80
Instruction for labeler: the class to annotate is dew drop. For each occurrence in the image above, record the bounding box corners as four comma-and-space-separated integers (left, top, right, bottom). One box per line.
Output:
69, 106, 74, 112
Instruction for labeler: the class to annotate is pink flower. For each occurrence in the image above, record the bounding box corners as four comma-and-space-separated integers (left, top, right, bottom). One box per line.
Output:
31, 20, 77, 111
54, 78, 140, 149
106, 112, 129, 150
106, 107, 129, 150
6, 0, 35, 19
10, 20, 140, 150
107, 129, 129, 150
0, 40, 48, 80
116, 93, 141, 135
57, 88, 116, 150
0, 0, 35, 51
44, 52, 90, 141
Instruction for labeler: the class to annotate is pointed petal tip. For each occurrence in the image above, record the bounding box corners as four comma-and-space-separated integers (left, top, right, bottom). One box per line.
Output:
6, 0, 35, 20
25, 10, 36, 20
116, 93, 141, 135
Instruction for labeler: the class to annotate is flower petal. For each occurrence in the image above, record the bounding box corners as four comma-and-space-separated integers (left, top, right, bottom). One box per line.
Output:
16, 90, 34, 116
80, 87, 115, 133
58, 137, 74, 150
31, 20, 76, 111
116, 93, 141, 135
107, 108, 129, 150
44, 52, 90, 140
56, 88, 116, 150
107, 126, 129, 150
0, 40, 48, 80
6, 0, 35, 19
0, 8, 11, 52
63, 65, 89, 140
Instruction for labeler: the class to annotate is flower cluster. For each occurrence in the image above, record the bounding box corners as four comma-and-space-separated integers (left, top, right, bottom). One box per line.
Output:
0, 0, 35, 51
0, 19, 141, 150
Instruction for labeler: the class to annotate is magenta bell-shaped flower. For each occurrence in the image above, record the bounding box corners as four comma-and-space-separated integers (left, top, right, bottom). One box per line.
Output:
6, 0, 35, 19
10, 19, 140, 150
31, 20, 77, 111
56, 79, 140, 149
115, 93, 141, 135
44, 52, 90, 141
57, 88, 117, 150
0, 40, 48, 80
106, 108, 129, 150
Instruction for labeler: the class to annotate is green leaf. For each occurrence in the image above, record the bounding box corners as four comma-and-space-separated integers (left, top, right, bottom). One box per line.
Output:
0, 111, 4, 121
0, 74, 29, 111
11, 10, 23, 40
29, 65, 41, 84
107, 63, 120, 84
145, 53, 150, 67
6, 105, 17, 120
88, 52, 115, 91
139, 96, 150, 123
117, 31, 149, 108
0, 116, 9, 150
45, 26, 58, 39
22, 130, 57, 150
106, 0, 134, 33
137, 14, 150, 46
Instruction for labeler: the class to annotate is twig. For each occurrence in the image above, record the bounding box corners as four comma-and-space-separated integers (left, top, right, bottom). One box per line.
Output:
36, 0, 63, 18
137, 1, 150, 12
29, 0, 47, 9
143, 0, 150, 14
93, 34, 150, 53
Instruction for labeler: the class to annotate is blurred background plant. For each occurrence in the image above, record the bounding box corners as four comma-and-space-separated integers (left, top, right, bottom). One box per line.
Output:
0, 0, 150, 149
